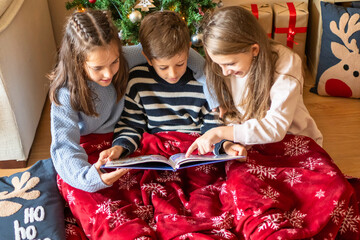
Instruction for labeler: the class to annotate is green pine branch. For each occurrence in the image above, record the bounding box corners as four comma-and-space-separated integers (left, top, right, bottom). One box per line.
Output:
65, 0, 217, 46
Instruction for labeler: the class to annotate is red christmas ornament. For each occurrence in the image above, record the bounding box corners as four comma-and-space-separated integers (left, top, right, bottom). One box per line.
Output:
89, 0, 96, 3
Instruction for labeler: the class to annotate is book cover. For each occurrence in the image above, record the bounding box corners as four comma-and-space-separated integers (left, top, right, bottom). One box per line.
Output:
101, 153, 246, 171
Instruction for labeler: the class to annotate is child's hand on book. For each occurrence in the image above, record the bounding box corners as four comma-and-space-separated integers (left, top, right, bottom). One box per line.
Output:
94, 157, 129, 185
223, 141, 247, 161
99, 146, 124, 162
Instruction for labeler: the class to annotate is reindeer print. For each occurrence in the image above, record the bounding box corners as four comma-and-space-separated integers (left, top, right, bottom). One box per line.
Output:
317, 13, 360, 98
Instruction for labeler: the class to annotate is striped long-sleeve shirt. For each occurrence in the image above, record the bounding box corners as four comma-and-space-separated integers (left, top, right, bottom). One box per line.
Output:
113, 64, 221, 155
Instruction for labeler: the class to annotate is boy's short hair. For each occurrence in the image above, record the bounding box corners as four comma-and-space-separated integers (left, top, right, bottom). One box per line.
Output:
139, 11, 190, 60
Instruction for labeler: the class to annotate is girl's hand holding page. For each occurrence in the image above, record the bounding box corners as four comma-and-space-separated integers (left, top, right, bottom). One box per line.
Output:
223, 141, 247, 160
94, 157, 129, 186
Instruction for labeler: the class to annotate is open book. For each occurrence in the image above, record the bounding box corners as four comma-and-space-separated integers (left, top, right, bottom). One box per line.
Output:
101, 153, 246, 171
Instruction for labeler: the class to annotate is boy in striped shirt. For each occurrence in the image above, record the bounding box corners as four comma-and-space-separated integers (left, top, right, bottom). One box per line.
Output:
100, 11, 222, 159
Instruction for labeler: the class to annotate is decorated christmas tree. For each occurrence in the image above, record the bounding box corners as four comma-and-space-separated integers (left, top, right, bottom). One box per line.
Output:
66, 0, 223, 50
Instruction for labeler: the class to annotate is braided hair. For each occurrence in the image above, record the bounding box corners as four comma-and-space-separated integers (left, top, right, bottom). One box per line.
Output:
48, 10, 128, 116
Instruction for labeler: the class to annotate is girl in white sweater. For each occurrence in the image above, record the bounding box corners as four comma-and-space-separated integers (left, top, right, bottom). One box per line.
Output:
186, 6, 322, 156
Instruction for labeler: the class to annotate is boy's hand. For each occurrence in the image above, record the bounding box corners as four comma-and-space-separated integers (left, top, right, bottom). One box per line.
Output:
99, 146, 124, 162
94, 157, 129, 185
223, 141, 247, 161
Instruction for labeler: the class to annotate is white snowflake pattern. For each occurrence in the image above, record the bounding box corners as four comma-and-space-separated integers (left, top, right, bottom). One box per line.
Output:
202, 185, 221, 195
56, 176, 62, 192
300, 157, 324, 170
156, 171, 181, 182
179, 233, 194, 239
134, 237, 152, 240
195, 164, 217, 174
211, 229, 235, 239
283, 169, 302, 187
163, 140, 180, 151
148, 219, 157, 231
65, 216, 77, 224
211, 212, 234, 229
141, 183, 167, 197
142, 226, 152, 233
186, 218, 197, 225
327, 171, 337, 177
339, 205, 360, 234
284, 209, 307, 228
91, 140, 111, 150
196, 211, 206, 218
189, 132, 201, 137
246, 164, 277, 180
225, 161, 235, 173
133, 205, 154, 221
331, 200, 347, 225
106, 210, 130, 229
260, 186, 280, 203
65, 224, 78, 236
236, 208, 245, 220
231, 190, 238, 206
89, 217, 96, 225
287, 229, 298, 234
323, 233, 334, 240
283, 136, 310, 156
164, 214, 179, 222
253, 209, 262, 217
220, 183, 228, 195
315, 189, 325, 199
118, 172, 138, 190
258, 213, 283, 231
95, 199, 121, 216
67, 190, 76, 206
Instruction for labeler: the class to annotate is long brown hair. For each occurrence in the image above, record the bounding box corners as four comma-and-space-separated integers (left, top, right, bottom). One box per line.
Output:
202, 6, 278, 122
48, 10, 128, 117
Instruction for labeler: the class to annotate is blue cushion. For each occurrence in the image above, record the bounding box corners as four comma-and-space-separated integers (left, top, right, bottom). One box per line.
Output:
0, 159, 65, 239
312, 2, 360, 98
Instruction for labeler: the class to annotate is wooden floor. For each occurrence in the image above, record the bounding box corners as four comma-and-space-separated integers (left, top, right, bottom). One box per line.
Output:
1, 67, 360, 178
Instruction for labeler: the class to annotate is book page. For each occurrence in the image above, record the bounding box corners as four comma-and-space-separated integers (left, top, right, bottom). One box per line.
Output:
169, 153, 245, 169
104, 155, 171, 168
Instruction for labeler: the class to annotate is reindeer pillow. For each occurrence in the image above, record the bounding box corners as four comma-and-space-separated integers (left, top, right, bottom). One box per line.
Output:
314, 2, 360, 98
0, 159, 65, 239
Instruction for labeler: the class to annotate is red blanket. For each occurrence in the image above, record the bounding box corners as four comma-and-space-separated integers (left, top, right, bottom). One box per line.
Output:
60, 132, 360, 239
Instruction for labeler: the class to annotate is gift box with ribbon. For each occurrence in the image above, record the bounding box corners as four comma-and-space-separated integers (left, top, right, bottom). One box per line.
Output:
239, 4, 273, 38
273, 2, 308, 61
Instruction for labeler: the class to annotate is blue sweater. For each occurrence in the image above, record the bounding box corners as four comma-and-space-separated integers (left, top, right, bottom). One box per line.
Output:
50, 45, 218, 192
113, 64, 221, 155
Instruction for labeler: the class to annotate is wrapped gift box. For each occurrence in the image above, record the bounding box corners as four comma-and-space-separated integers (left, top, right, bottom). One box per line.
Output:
273, 2, 308, 61
240, 4, 273, 38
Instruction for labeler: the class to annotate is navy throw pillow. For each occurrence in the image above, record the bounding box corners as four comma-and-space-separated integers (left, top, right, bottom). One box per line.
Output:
0, 159, 65, 239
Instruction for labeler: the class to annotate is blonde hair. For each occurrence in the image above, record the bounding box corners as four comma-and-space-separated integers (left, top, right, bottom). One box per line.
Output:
202, 6, 278, 122
139, 11, 190, 60
48, 10, 128, 117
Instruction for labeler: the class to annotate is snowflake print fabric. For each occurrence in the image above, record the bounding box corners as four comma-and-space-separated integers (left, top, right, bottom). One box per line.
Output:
58, 133, 360, 239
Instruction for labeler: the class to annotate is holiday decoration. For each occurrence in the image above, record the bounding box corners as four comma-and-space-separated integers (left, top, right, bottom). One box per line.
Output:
135, 0, 156, 12
191, 32, 203, 47
239, 4, 273, 38
65, 0, 217, 48
273, 2, 309, 61
129, 9, 142, 23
